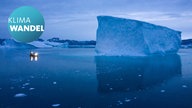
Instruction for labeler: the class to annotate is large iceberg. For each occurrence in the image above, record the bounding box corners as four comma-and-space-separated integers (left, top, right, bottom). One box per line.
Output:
96, 16, 181, 56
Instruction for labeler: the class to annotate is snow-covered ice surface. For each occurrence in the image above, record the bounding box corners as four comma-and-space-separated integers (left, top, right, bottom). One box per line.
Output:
96, 16, 181, 56
0, 48, 192, 108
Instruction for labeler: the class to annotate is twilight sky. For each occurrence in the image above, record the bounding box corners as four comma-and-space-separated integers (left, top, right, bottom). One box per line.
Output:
0, 0, 192, 40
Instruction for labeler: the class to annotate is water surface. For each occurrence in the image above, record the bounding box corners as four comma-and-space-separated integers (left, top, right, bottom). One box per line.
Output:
0, 48, 192, 108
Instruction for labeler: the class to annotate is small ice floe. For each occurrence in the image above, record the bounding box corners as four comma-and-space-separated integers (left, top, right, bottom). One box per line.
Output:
133, 97, 137, 99
14, 93, 27, 98
124, 98, 131, 102
138, 74, 142, 77
109, 88, 113, 90
23, 83, 30, 86
160, 90, 166, 93
29, 88, 35, 91
0, 88, 2, 90
52, 104, 60, 107
117, 100, 123, 105
182, 85, 188, 88
21, 87, 25, 89
53, 82, 57, 85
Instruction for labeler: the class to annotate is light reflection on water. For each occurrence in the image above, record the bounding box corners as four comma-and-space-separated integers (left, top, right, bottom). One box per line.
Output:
30, 56, 38, 61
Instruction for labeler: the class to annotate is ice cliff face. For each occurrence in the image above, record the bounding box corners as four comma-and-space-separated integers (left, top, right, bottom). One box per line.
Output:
96, 16, 181, 56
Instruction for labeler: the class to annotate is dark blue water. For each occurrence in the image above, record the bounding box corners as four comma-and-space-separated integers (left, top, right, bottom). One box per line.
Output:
0, 48, 192, 108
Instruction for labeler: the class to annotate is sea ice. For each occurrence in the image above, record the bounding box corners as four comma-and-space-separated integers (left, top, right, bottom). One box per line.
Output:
14, 93, 27, 98
53, 82, 57, 85
138, 74, 142, 77
124, 99, 131, 102
52, 104, 60, 107
23, 83, 30, 86
182, 85, 187, 88
29, 88, 35, 90
160, 90, 166, 93
96, 16, 181, 56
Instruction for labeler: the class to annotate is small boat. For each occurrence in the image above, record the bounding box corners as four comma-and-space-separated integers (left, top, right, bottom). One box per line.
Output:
30, 52, 38, 61
30, 52, 38, 57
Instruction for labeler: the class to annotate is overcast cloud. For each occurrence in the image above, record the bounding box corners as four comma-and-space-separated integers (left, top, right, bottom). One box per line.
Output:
0, 0, 192, 40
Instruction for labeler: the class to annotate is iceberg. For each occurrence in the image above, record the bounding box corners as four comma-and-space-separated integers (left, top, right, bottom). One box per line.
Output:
96, 16, 181, 56
0, 39, 36, 48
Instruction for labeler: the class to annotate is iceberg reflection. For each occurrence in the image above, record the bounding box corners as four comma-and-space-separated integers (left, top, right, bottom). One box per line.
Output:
95, 55, 181, 93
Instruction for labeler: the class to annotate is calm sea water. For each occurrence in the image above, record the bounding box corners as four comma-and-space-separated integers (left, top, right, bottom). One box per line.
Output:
0, 48, 192, 108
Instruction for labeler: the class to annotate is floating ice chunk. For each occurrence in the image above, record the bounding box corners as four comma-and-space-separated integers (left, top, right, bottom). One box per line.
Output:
53, 82, 57, 85
160, 90, 166, 93
23, 83, 30, 86
52, 104, 60, 107
29, 88, 35, 90
0, 88, 2, 90
124, 98, 131, 102
182, 85, 188, 88
96, 16, 181, 56
14, 93, 27, 98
